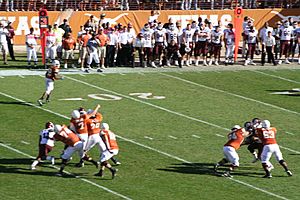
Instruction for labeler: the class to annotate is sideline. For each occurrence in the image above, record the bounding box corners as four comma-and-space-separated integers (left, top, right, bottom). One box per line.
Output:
0, 92, 291, 200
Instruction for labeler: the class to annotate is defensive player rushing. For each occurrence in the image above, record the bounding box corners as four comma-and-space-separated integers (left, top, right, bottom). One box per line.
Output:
31, 122, 56, 170
256, 120, 293, 178
214, 123, 250, 177
37, 60, 63, 106
94, 123, 119, 179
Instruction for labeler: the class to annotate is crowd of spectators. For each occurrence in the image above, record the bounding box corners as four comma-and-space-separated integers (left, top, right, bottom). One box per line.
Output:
0, 0, 299, 11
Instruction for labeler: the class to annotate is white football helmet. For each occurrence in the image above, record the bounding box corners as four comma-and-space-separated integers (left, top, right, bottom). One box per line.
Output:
169, 23, 175, 30
52, 60, 60, 67
231, 125, 241, 131
87, 109, 94, 114
54, 124, 62, 133
261, 120, 271, 129
101, 123, 109, 130
71, 110, 81, 119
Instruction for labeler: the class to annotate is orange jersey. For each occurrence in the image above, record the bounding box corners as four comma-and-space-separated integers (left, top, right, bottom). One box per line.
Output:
96, 34, 109, 47
62, 37, 76, 50
54, 125, 80, 147
82, 33, 92, 47
70, 114, 89, 135
256, 127, 277, 145
224, 128, 245, 150
101, 130, 119, 150
87, 113, 103, 136
45, 66, 59, 80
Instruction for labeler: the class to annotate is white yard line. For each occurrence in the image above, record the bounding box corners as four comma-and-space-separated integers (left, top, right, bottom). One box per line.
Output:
192, 135, 201, 139
119, 73, 126, 75
215, 134, 225, 138
285, 132, 294, 136
0, 142, 132, 200
79, 74, 86, 77
144, 136, 154, 140
168, 135, 177, 139
0, 91, 294, 200
0, 76, 4, 78
18, 75, 25, 78
21, 141, 30, 145
253, 71, 300, 84
98, 73, 106, 76
160, 73, 300, 117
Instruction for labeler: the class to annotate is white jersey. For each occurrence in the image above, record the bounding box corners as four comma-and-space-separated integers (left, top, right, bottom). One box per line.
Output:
26, 34, 38, 46
154, 29, 165, 43
224, 29, 235, 45
211, 30, 223, 44
197, 28, 210, 42
166, 29, 179, 44
39, 129, 55, 147
246, 30, 258, 44
183, 29, 193, 43
0, 27, 8, 43
141, 29, 154, 48
259, 27, 273, 41
45, 32, 56, 47
280, 26, 293, 41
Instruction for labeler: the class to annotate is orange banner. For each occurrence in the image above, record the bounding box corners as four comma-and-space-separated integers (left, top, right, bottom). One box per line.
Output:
0, 8, 299, 45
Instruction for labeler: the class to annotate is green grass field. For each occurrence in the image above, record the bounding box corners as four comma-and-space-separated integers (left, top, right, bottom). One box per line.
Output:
0, 66, 300, 200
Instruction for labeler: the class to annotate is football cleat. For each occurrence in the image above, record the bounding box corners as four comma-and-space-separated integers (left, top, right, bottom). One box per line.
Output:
75, 162, 84, 168
116, 161, 121, 165
97, 68, 103, 72
51, 157, 55, 165
111, 168, 118, 179
55, 172, 63, 177
94, 170, 103, 177
222, 171, 232, 178
262, 174, 272, 178
37, 99, 43, 106
286, 170, 293, 176
30, 166, 36, 170
214, 163, 219, 172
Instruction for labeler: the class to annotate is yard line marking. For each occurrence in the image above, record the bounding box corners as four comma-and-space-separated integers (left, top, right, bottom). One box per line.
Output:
286, 132, 294, 136
0, 92, 292, 199
21, 141, 30, 145
19, 75, 25, 78
253, 71, 300, 84
98, 73, 106, 76
63, 76, 300, 154
138, 72, 145, 76
64, 76, 228, 131
192, 135, 201, 138
0, 76, 4, 78
168, 135, 177, 139
79, 74, 86, 77
144, 136, 153, 140
215, 134, 225, 138
160, 73, 300, 116
39, 75, 44, 77
0, 142, 132, 200
280, 146, 300, 154
119, 73, 126, 75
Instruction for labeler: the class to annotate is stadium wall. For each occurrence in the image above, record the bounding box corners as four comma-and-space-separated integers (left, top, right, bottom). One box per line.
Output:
0, 9, 299, 45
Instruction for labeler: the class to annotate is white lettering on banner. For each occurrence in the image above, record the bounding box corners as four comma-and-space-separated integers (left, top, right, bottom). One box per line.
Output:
15, 16, 30, 35
88, 94, 122, 101
129, 93, 166, 100
31, 16, 40, 34
168, 14, 232, 28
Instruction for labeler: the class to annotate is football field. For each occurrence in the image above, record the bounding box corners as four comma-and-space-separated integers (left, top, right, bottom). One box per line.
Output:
0, 66, 300, 200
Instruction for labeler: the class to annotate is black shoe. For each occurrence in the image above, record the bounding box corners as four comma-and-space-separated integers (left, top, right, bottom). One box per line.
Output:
75, 162, 84, 168
262, 174, 272, 178
84, 69, 89, 73
97, 68, 103, 72
94, 170, 103, 177
286, 170, 293, 176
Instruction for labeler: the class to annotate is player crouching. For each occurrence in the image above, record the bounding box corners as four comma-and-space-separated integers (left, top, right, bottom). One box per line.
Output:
94, 123, 118, 179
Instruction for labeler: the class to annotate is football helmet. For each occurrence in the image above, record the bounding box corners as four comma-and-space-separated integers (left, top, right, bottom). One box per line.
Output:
71, 110, 80, 119
101, 123, 110, 130
144, 23, 150, 31
169, 23, 175, 30
54, 124, 62, 133
251, 118, 261, 128
157, 23, 163, 30
52, 60, 60, 66
261, 120, 271, 129
244, 121, 253, 132
45, 121, 54, 130
231, 125, 241, 131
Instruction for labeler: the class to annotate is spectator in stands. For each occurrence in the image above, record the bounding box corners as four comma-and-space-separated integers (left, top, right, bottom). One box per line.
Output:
0, 22, 9, 64
26, 27, 38, 68
120, 0, 129, 10
16, 0, 25, 11
6, 0, 14, 11
181, 0, 192, 10
62, 33, 76, 68
6, 22, 16, 61
90, 0, 101, 10
27, 0, 37, 11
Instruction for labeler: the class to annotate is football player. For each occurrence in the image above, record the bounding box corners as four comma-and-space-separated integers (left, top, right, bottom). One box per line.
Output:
214, 123, 250, 177
278, 21, 294, 64
31, 122, 56, 170
94, 123, 118, 179
153, 22, 166, 67
209, 26, 223, 66
244, 25, 258, 66
37, 60, 63, 106
141, 23, 155, 68
224, 23, 235, 65
256, 120, 292, 178
25, 27, 38, 69
181, 23, 194, 66
53, 124, 85, 176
